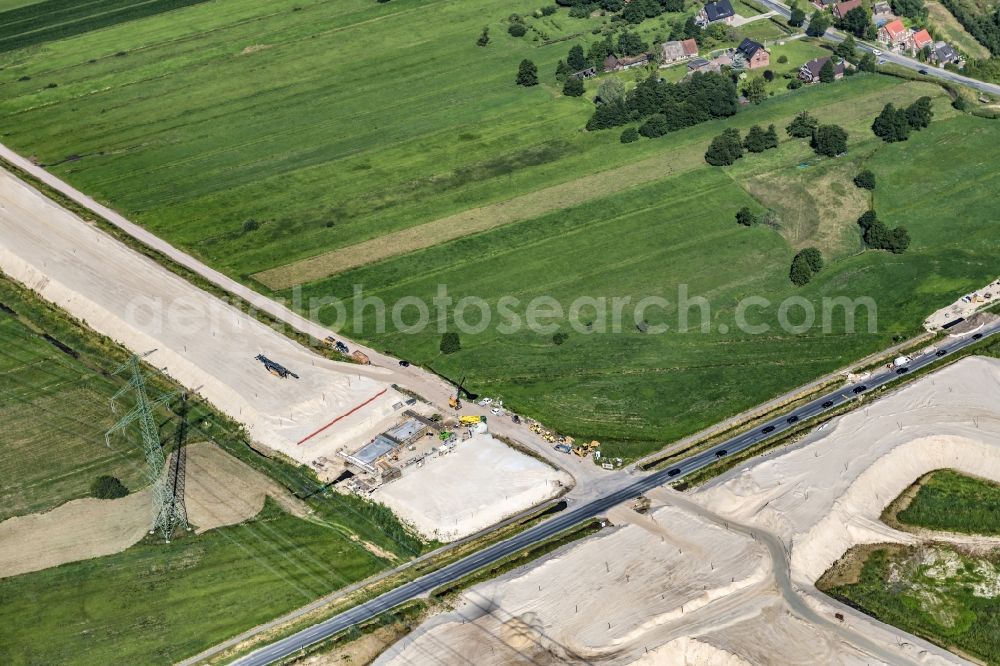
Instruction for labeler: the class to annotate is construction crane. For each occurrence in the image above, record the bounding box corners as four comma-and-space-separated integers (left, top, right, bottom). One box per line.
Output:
449, 376, 466, 410
255, 354, 299, 379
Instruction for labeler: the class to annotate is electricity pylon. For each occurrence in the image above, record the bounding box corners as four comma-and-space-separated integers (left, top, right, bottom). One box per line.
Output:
105, 351, 188, 540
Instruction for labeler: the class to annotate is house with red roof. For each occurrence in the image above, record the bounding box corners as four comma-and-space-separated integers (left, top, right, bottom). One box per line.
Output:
878, 19, 909, 48
909, 28, 933, 54
832, 0, 862, 20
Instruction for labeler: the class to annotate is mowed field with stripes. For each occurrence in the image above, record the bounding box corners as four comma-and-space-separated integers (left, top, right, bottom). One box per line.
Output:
1, 0, 999, 456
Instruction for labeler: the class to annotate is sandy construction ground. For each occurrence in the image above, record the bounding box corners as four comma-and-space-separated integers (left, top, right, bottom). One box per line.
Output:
0, 442, 307, 578
0, 169, 400, 465
372, 434, 571, 542
375, 357, 1000, 665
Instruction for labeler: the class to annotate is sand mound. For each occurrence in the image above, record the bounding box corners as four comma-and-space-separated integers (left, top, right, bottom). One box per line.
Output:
0, 442, 307, 578
372, 434, 570, 542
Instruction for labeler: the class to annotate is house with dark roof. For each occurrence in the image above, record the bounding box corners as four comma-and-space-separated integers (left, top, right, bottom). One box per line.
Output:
603, 53, 650, 72
698, 0, 735, 25
736, 38, 769, 69
932, 41, 960, 66
798, 56, 845, 83
832, 0, 862, 20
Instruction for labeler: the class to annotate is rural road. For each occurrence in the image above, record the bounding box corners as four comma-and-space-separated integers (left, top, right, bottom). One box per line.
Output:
758, 0, 1000, 97
233, 320, 1000, 665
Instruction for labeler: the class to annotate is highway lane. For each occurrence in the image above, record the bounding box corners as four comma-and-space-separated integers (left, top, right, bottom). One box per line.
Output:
234, 322, 1000, 666
757, 0, 1000, 97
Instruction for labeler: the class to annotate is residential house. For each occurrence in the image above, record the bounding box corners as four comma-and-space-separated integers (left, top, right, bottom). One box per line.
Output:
685, 53, 733, 76
932, 41, 960, 66
878, 19, 909, 48
872, 1, 895, 25
736, 38, 769, 69
661, 38, 699, 63
603, 53, 650, 71
698, 0, 735, 25
798, 56, 846, 82
909, 28, 933, 55
573, 67, 597, 78
832, 0, 862, 20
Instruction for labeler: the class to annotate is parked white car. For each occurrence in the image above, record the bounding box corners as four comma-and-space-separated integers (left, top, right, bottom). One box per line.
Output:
872, 48, 883, 56
491, 407, 504, 416
478, 397, 493, 405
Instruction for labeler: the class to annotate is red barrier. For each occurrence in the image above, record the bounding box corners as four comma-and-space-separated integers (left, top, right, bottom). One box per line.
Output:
297, 388, 388, 445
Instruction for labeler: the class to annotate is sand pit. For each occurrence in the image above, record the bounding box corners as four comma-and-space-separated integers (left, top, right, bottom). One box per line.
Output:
0, 169, 401, 465
0, 442, 307, 578
372, 434, 570, 542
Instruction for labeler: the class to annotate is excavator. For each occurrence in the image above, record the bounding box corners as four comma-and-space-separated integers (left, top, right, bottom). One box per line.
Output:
448, 376, 466, 410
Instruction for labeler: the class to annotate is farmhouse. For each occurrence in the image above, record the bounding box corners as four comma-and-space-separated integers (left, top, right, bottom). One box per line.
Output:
909, 28, 933, 54
661, 38, 699, 63
736, 38, 769, 69
604, 53, 650, 71
932, 41, 960, 65
878, 19, 909, 48
832, 0, 862, 19
798, 56, 845, 82
698, 0, 735, 25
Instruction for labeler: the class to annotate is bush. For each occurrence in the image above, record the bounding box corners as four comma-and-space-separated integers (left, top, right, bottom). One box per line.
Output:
242, 218, 260, 232
440, 331, 461, 354
787, 78, 803, 89
704, 128, 743, 166
777, 54, 788, 64
639, 113, 670, 138
811, 124, 847, 156
620, 127, 640, 143
509, 23, 528, 37
476, 26, 490, 46
744, 124, 778, 152
91, 475, 129, 499
858, 210, 910, 253
854, 169, 876, 189
563, 75, 585, 97
552, 331, 569, 345
786, 110, 817, 137
735, 206, 757, 226
789, 247, 823, 285
872, 102, 910, 142
541, 4, 558, 15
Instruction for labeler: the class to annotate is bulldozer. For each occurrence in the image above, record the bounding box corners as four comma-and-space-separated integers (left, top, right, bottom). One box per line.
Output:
448, 376, 466, 410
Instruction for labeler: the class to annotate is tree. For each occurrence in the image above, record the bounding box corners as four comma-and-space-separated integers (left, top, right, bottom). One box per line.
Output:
887, 226, 911, 253
568, 44, 588, 71
555, 59, 571, 82
789, 248, 823, 285
806, 10, 831, 37
620, 127, 640, 143
586, 99, 631, 130
639, 113, 670, 138
743, 76, 767, 104
837, 6, 871, 38
440, 332, 461, 354
705, 128, 744, 166
858, 210, 910, 253
552, 331, 569, 345
563, 75, 585, 96
588, 40, 612, 69
905, 96, 933, 129
242, 218, 259, 232
891, 0, 926, 21
743, 124, 770, 152
736, 206, 757, 226
476, 26, 490, 47
764, 124, 779, 149
617, 31, 648, 56
872, 103, 910, 142
811, 124, 847, 156
778, 54, 789, 64
597, 77, 626, 104
516, 59, 539, 86
509, 22, 527, 37
854, 169, 876, 189
91, 475, 129, 499
858, 52, 877, 72
789, 6, 807, 26
835, 35, 857, 60
819, 58, 836, 83
786, 110, 818, 137
622, 1, 647, 23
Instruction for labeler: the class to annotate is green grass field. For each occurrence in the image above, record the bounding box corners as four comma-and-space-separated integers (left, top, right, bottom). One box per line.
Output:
897, 470, 1000, 535
821, 545, 1000, 664
0, 277, 149, 519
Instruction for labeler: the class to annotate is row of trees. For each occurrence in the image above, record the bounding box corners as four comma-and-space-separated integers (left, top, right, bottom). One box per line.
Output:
790, 248, 824, 285
588, 71, 739, 131
939, 0, 1000, 55
872, 96, 933, 142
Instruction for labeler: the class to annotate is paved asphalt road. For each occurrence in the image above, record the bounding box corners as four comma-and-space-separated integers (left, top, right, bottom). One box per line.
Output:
235, 320, 999, 665
757, 0, 1000, 97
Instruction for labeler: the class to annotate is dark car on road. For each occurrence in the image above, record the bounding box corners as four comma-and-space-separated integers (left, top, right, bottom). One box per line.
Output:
853, 385, 867, 394
786, 415, 799, 424
822, 400, 834, 408
398, 359, 410, 367
936, 349, 948, 357
714, 449, 728, 458
973, 333, 983, 340
762, 425, 775, 434
896, 366, 909, 374
668, 468, 681, 477
918, 68, 928, 74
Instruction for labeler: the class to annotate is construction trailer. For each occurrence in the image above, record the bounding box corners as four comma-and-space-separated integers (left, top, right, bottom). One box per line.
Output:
351, 350, 370, 364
